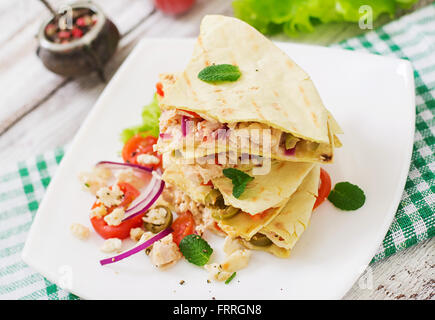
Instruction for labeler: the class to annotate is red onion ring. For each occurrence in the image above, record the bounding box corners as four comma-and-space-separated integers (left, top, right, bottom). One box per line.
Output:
159, 133, 172, 140
95, 161, 165, 222
122, 170, 165, 221
181, 116, 188, 137
284, 147, 296, 156
99, 228, 173, 266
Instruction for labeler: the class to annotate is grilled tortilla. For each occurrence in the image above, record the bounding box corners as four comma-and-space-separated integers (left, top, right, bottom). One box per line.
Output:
260, 165, 320, 251
238, 165, 320, 258
211, 161, 314, 215
157, 15, 342, 163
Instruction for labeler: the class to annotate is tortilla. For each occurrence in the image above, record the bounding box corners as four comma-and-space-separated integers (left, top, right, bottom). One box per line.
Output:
216, 200, 287, 240
260, 165, 320, 250
159, 15, 333, 145
211, 161, 314, 214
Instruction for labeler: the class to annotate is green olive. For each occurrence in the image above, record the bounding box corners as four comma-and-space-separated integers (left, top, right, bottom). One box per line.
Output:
285, 133, 300, 150
212, 206, 240, 220
143, 205, 173, 233
205, 189, 226, 209
249, 233, 273, 247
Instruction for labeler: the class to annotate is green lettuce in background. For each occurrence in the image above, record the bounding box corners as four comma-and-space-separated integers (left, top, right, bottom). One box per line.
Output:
121, 94, 160, 143
232, 0, 419, 36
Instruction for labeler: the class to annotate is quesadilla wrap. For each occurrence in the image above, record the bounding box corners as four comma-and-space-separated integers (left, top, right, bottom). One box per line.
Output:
156, 15, 342, 164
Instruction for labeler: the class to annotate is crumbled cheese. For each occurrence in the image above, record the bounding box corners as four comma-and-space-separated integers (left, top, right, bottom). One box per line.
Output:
223, 236, 244, 255
130, 227, 145, 242
90, 205, 107, 219
195, 223, 206, 236
150, 234, 182, 267
78, 167, 112, 195
96, 184, 124, 207
205, 249, 251, 282
220, 249, 251, 273
204, 263, 233, 281
137, 154, 160, 166
138, 231, 154, 244
143, 207, 167, 225
104, 207, 125, 226
101, 238, 122, 253
70, 223, 90, 240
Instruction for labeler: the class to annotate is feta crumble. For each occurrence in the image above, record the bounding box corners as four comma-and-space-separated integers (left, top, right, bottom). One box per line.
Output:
220, 249, 251, 273
101, 238, 122, 253
137, 154, 160, 166
104, 207, 125, 226
204, 263, 233, 281
90, 205, 107, 219
70, 223, 90, 240
96, 184, 124, 208
130, 227, 145, 242
205, 249, 251, 282
150, 234, 182, 267
223, 236, 244, 255
143, 207, 167, 225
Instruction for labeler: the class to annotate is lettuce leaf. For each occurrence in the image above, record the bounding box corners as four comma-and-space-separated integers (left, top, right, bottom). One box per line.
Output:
233, 0, 419, 36
121, 94, 161, 143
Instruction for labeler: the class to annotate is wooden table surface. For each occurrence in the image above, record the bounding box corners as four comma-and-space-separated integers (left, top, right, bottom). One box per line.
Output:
1, 0, 433, 300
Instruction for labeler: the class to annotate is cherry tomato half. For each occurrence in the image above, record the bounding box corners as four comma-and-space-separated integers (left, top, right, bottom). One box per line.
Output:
313, 168, 332, 211
122, 133, 162, 170
153, 0, 195, 15
171, 211, 195, 246
156, 82, 164, 97
90, 182, 143, 239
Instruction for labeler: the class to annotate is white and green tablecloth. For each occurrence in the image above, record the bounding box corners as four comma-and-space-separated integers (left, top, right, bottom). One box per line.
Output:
1, 4, 434, 299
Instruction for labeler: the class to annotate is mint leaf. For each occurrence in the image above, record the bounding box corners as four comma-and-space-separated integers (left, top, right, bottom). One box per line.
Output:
179, 234, 213, 266
198, 64, 241, 83
225, 272, 237, 284
328, 182, 366, 211
223, 168, 254, 199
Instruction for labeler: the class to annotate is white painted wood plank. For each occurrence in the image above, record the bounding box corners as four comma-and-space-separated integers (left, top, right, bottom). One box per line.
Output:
0, 0, 233, 167
344, 237, 434, 300
0, 0, 155, 134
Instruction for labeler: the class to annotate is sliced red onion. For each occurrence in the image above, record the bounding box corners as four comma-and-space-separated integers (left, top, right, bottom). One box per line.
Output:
181, 116, 188, 137
122, 169, 165, 221
159, 133, 172, 140
99, 228, 173, 266
96, 161, 152, 172
285, 147, 296, 156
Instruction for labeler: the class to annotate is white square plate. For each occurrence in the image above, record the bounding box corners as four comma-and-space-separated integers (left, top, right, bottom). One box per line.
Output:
22, 39, 415, 300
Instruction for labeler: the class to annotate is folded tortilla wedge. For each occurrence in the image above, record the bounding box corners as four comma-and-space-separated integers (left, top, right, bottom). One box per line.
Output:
157, 15, 342, 164
240, 165, 320, 258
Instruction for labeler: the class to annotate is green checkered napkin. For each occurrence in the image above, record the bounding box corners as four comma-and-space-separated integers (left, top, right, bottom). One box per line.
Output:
1, 5, 434, 300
